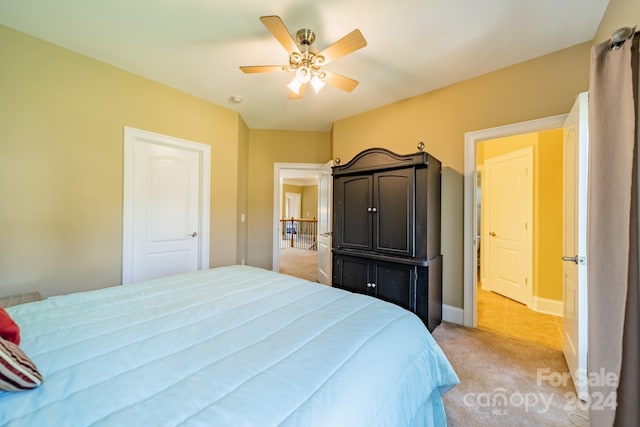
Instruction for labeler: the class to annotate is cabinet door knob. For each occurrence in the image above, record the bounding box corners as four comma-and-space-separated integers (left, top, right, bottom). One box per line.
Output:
370, 282, 376, 288
371, 207, 377, 213
367, 207, 372, 212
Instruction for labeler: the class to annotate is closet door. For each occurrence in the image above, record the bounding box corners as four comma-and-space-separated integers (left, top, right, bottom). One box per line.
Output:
374, 168, 415, 257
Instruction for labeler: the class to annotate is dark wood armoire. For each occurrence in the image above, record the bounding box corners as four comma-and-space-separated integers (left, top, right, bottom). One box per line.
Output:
331, 148, 442, 331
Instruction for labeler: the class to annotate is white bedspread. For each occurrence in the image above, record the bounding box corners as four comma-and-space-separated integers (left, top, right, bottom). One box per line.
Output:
1, 265, 458, 426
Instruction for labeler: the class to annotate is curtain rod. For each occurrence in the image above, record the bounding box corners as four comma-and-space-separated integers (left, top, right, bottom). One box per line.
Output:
610, 26, 637, 50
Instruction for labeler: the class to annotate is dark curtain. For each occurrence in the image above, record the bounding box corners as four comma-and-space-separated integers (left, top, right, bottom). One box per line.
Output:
588, 31, 639, 426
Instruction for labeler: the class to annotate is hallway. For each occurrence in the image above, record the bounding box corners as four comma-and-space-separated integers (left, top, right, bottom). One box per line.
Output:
477, 285, 563, 350
278, 248, 318, 283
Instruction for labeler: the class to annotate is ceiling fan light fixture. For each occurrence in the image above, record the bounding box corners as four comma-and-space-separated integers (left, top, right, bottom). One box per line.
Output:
290, 52, 302, 67
313, 55, 325, 67
287, 77, 303, 95
310, 75, 326, 94
295, 66, 312, 83
240, 16, 367, 99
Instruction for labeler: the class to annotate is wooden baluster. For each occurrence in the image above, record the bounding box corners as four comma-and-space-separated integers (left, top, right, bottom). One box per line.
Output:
290, 217, 294, 248
313, 217, 317, 249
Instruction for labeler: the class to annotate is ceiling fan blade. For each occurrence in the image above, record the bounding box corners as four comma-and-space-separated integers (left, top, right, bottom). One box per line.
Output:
317, 29, 367, 64
240, 65, 287, 74
260, 15, 300, 55
289, 84, 305, 100
323, 71, 359, 92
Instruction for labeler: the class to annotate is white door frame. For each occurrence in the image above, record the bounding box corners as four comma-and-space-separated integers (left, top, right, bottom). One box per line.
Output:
273, 162, 325, 271
122, 127, 211, 284
317, 160, 333, 285
284, 192, 302, 219
463, 114, 566, 327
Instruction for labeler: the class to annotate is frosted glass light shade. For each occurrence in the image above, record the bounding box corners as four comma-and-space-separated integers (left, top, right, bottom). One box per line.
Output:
310, 76, 326, 94
287, 77, 302, 95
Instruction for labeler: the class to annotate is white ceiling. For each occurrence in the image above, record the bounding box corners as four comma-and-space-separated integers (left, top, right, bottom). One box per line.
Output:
282, 168, 321, 186
0, 0, 609, 132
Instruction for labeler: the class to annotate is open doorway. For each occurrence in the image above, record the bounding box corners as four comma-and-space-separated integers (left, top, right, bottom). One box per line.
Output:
273, 162, 332, 284
476, 132, 564, 350
464, 115, 568, 351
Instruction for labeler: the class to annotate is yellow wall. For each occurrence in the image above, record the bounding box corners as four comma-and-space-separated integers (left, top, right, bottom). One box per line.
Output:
537, 129, 564, 300
0, 25, 246, 297
2, 0, 637, 304
332, 42, 590, 173
301, 185, 318, 219
281, 184, 302, 217
594, 0, 640, 44
478, 129, 564, 302
441, 167, 464, 308
247, 129, 330, 269
279, 183, 318, 221
280, 184, 319, 219
236, 118, 250, 265
332, 42, 590, 308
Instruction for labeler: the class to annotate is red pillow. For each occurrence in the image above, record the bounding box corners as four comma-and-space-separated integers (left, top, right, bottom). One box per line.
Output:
0, 308, 20, 345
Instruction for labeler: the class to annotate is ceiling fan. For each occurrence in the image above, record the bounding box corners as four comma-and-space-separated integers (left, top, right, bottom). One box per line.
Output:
240, 16, 367, 99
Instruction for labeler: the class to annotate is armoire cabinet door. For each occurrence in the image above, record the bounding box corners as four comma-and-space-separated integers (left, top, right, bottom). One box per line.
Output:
374, 168, 415, 257
335, 175, 373, 251
333, 254, 417, 312
335, 168, 415, 256
372, 261, 415, 310
332, 255, 371, 294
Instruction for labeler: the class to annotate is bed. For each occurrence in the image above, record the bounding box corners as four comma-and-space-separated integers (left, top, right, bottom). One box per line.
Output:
0, 265, 458, 426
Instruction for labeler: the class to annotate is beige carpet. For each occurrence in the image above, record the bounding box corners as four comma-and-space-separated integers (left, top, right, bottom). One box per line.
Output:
432, 322, 589, 427
278, 248, 318, 282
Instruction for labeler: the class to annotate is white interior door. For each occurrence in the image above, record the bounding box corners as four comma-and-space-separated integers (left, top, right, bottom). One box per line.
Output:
562, 92, 589, 400
285, 192, 301, 219
485, 147, 533, 305
317, 161, 333, 285
123, 127, 210, 284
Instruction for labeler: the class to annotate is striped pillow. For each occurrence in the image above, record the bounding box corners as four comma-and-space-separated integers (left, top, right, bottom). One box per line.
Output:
0, 337, 43, 392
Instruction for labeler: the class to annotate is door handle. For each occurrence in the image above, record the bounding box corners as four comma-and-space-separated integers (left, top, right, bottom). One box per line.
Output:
191, 232, 198, 238
489, 232, 496, 237
562, 255, 578, 264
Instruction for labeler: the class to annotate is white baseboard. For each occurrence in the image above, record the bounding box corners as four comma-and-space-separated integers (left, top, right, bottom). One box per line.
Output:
532, 296, 563, 317
442, 304, 464, 325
